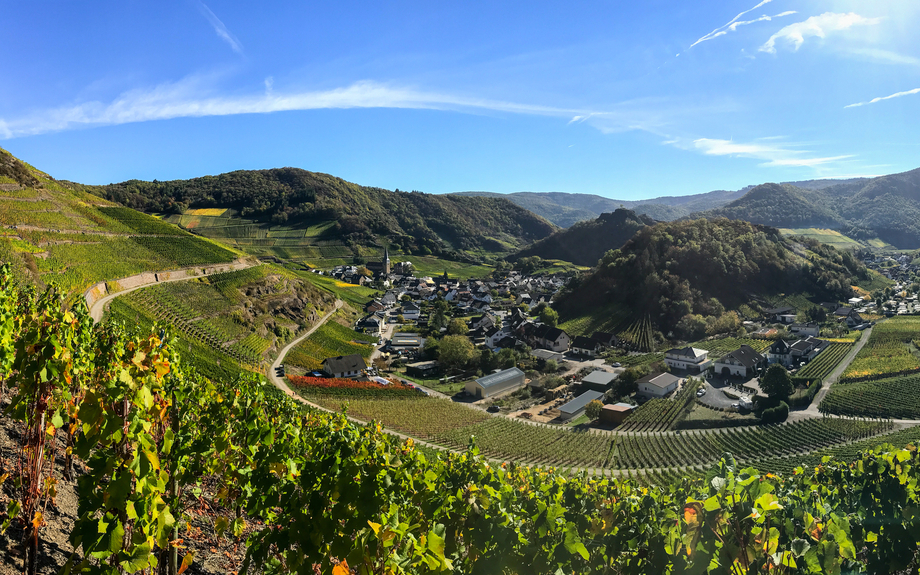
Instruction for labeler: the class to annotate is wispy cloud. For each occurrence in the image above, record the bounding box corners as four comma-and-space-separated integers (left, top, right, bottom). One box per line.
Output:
691, 137, 853, 167
687, 1, 796, 50
845, 87, 920, 108
0, 75, 691, 139
197, 2, 244, 55
759, 12, 881, 54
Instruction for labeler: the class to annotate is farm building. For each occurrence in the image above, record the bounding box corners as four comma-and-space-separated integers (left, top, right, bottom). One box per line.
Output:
405, 360, 440, 378
636, 372, 681, 398
581, 370, 618, 392
600, 403, 635, 425
322, 354, 367, 379
664, 347, 711, 373
558, 390, 605, 421
466, 367, 526, 399
390, 333, 426, 351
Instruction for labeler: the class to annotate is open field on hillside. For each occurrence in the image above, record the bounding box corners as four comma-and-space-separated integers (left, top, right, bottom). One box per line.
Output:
841, 317, 920, 381
779, 228, 863, 250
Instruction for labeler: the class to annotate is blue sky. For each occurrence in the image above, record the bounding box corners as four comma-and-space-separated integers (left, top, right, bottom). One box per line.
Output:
2, 1, 918, 199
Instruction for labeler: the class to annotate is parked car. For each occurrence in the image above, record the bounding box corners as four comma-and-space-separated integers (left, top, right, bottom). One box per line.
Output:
487, 405, 501, 413
696, 388, 706, 397
611, 362, 622, 367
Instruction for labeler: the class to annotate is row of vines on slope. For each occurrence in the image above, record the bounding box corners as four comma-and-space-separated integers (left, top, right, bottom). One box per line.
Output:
5, 262, 920, 574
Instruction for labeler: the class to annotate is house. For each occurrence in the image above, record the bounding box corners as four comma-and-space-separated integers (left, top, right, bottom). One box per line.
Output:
558, 390, 605, 421
581, 370, 618, 392
400, 301, 421, 321
322, 354, 367, 379
571, 335, 603, 357
664, 347, 711, 373
765, 306, 795, 323
789, 336, 828, 364
600, 403, 635, 426
592, 332, 619, 348
525, 325, 571, 352
356, 315, 384, 335
767, 339, 792, 365
714, 345, 765, 378
466, 367, 526, 399
789, 322, 820, 337
636, 372, 681, 398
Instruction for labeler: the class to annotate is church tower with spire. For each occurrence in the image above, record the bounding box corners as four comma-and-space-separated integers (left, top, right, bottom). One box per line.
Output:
383, 245, 391, 275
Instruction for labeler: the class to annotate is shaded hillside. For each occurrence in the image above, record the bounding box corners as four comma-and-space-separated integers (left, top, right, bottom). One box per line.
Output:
511, 208, 654, 266
694, 183, 843, 228
96, 170, 556, 259
555, 218, 869, 338
690, 168, 920, 248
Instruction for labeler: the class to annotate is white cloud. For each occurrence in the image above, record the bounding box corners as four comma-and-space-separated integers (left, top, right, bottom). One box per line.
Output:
759, 12, 881, 54
198, 2, 244, 55
688, 1, 797, 49
0, 77, 591, 138
691, 137, 853, 167
845, 87, 920, 108
0, 74, 695, 139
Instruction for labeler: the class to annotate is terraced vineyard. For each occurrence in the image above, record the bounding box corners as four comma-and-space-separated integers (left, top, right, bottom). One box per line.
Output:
617, 379, 700, 432
821, 373, 920, 418
617, 315, 655, 352
795, 342, 852, 380
124, 285, 265, 367
310, 394, 893, 470
753, 424, 920, 476
98, 206, 187, 235
841, 318, 920, 382
131, 236, 237, 266
691, 337, 772, 355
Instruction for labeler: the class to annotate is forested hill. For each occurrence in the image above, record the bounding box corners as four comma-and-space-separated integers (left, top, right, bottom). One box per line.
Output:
693, 183, 843, 228
691, 167, 920, 248
554, 218, 871, 338
95, 169, 557, 256
510, 208, 655, 266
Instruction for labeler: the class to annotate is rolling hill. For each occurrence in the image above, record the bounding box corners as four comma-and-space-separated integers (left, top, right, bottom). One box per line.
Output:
511, 208, 655, 266
554, 218, 872, 341
92, 169, 557, 264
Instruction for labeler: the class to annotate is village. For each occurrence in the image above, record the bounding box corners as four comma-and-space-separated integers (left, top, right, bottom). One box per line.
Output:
297, 247, 920, 430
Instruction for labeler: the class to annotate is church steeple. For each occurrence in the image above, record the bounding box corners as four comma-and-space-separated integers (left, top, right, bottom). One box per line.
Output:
383, 245, 390, 275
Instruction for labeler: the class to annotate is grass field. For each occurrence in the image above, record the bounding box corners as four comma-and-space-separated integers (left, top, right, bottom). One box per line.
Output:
779, 228, 894, 252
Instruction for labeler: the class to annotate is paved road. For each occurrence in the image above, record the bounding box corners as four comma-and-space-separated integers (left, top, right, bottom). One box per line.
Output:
789, 326, 874, 420
267, 299, 343, 393
88, 259, 257, 323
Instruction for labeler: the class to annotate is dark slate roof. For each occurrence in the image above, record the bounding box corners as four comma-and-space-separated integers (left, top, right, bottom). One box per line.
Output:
592, 332, 617, 345
559, 390, 604, 416
835, 306, 853, 316
572, 335, 600, 349
718, 345, 765, 369
770, 340, 791, 354
322, 354, 367, 374
765, 306, 795, 315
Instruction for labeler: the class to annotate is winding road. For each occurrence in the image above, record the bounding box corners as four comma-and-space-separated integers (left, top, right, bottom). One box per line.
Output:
87, 259, 257, 323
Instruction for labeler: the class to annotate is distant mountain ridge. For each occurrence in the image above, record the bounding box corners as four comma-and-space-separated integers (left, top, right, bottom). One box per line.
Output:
691, 168, 920, 248
453, 176, 862, 227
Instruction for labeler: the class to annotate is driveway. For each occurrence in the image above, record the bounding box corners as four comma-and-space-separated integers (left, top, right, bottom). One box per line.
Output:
697, 379, 747, 410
